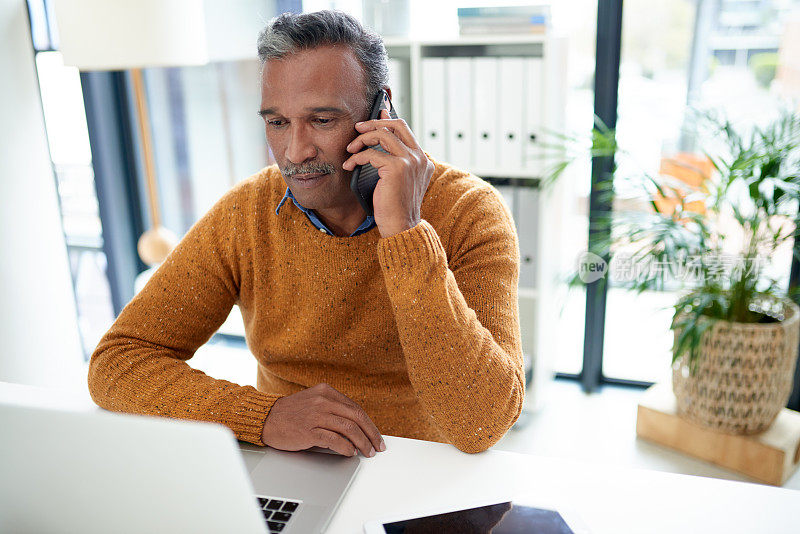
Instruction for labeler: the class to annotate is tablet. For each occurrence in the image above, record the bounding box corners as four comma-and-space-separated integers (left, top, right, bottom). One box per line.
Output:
363, 494, 590, 534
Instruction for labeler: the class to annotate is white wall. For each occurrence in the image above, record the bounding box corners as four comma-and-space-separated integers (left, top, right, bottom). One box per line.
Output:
0, 0, 86, 388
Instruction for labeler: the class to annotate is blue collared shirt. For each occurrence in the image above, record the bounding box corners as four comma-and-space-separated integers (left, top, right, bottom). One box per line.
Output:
275, 187, 376, 237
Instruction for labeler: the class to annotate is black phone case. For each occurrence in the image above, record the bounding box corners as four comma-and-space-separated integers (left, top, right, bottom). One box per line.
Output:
349, 90, 398, 216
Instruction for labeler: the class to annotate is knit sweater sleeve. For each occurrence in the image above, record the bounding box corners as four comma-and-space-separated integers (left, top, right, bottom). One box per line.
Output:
377, 187, 524, 454
87, 185, 282, 446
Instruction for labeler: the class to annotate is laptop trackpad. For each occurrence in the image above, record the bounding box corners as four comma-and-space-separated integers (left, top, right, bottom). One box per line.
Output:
245, 448, 360, 502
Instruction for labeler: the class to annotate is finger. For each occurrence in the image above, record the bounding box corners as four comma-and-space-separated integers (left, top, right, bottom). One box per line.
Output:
346, 127, 409, 156
328, 402, 384, 453
342, 146, 395, 171
318, 385, 385, 452
355, 117, 419, 150
312, 428, 358, 457
324, 415, 375, 457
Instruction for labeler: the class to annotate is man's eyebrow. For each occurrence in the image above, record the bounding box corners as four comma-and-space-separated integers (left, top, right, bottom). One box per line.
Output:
257, 106, 349, 117
308, 106, 349, 114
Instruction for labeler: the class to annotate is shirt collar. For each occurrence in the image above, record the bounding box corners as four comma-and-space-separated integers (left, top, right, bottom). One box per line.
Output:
275, 187, 303, 216
276, 187, 375, 237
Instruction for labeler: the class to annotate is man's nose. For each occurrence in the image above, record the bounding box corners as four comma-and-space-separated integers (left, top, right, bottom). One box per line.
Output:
285, 125, 318, 164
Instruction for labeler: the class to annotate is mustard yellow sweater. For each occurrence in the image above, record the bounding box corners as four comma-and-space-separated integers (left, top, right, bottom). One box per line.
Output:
88, 157, 524, 453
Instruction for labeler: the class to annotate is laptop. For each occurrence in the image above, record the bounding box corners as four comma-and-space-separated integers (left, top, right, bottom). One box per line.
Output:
0, 402, 361, 534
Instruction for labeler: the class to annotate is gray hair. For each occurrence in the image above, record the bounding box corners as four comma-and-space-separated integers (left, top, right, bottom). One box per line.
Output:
257, 10, 389, 111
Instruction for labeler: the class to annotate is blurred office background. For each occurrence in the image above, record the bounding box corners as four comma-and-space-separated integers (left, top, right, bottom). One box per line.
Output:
3, 0, 800, 485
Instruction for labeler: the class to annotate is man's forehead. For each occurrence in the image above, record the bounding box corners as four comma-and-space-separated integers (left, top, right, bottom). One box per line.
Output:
260, 87, 357, 115
260, 46, 367, 115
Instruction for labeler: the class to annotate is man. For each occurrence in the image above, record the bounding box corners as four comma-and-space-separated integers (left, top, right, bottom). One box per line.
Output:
88, 10, 523, 456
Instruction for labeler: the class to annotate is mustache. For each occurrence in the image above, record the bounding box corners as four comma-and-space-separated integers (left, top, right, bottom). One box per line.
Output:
282, 161, 336, 178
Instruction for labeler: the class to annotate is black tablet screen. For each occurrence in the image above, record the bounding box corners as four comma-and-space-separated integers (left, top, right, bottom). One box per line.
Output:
382, 502, 575, 533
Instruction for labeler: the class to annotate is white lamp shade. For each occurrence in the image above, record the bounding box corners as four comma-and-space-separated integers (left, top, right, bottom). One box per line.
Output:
53, 0, 272, 70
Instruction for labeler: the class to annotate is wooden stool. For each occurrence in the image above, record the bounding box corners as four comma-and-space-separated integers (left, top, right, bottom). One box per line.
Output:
636, 383, 800, 486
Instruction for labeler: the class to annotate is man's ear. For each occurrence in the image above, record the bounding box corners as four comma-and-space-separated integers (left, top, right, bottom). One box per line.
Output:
384, 86, 393, 102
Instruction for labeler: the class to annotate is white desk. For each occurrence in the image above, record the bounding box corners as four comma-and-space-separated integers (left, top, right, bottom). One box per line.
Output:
2, 380, 799, 533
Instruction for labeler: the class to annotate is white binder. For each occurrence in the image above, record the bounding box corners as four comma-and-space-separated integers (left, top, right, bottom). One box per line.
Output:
445, 57, 473, 168
498, 57, 525, 171
472, 57, 499, 170
420, 57, 447, 159
388, 58, 408, 119
524, 57, 545, 175
516, 186, 539, 289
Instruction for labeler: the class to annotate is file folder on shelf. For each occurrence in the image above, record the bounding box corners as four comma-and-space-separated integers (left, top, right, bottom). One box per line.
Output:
498, 57, 525, 170
445, 57, 473, 168
387, 58, 409, 119
524, 57, 545, 175
516, 186, 539, 289
472, 57, 499, 170
420, 57, 447, 160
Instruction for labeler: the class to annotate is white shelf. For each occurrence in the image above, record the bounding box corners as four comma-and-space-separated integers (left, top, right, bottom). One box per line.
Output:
470, 167, 543, 180
383, 34, 552, 48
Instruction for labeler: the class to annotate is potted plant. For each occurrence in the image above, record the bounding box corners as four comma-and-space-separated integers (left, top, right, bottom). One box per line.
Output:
550, 108, 800, 434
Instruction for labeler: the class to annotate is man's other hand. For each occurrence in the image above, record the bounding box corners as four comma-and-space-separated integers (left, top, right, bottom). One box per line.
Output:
261, 383, 386, 457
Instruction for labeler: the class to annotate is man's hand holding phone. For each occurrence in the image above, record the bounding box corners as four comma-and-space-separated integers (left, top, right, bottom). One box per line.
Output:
343, 107, 435, 239
261, 383, 386, 457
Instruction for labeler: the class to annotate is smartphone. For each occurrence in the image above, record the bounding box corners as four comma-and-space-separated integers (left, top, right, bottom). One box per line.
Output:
349, 89, 398, 216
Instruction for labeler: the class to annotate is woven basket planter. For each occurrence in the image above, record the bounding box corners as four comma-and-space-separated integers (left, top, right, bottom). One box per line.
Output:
672, 298, 800, 435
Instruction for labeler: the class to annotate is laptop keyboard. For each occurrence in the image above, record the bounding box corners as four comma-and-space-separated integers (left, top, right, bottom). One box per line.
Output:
256, 496, 302, 533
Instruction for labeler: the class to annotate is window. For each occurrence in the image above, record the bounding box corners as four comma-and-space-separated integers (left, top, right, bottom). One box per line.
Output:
602, 0, 799, 384
28, 1, 115, 359
143, 61, 272, 239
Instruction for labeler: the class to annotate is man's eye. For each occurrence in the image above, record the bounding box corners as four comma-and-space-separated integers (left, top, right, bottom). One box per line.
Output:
314, 118, 333, 125
267, 119, 286, 127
